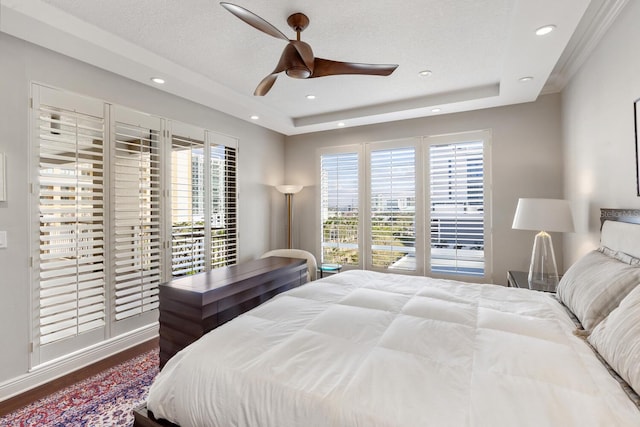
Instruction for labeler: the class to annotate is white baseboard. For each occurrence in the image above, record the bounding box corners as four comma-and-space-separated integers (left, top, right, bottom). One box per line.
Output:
0, 323, 158, 402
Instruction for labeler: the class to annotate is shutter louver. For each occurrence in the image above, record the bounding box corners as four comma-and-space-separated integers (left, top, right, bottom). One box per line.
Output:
37, 104, 106, 345
320, 153, 359, 266
429, 141, 484, 276
370, 147, 416, 271
113, 118, 162, 320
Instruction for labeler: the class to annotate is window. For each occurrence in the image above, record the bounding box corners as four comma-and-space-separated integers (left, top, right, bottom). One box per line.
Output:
112, 107, 162, 321
318, 131, 490, 279
319, 150, 360, 266
369, 146, 417, 271
209, 141, 237, 269
428, 133, 487, 277
170, 125, 237, 278
170, 134, 206, 276
31, 85, 238, 365
34, 88, 107, 360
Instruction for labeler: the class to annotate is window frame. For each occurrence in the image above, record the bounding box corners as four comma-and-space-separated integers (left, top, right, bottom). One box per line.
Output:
30, 84, 239, 367
423, 130, 492, 282
316, 131, 492, 280
317, 144, 364, 270
364, 138, 424, 275
165, 121, 238, 280
111, 105, 164, 337
31, 85, 109, 364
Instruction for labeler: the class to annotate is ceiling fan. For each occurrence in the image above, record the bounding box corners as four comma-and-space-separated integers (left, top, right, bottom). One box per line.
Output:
220, 2, 399, 96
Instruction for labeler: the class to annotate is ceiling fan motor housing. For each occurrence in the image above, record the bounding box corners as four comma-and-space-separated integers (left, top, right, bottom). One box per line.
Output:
282, 43, 311, 78
286, 66, 311, 79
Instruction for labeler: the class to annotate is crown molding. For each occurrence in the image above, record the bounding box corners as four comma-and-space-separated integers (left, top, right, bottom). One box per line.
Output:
542, 0, 629, 94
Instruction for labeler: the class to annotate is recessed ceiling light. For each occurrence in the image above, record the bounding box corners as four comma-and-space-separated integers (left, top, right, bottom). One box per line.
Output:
337, 122, 346, 127
150, 77, 165, 84
419, 70, 433, 77
250, 115, 259, 120
519, 76, 534, 82
535, 25, 556, 36
431, 108, 441, 113
306, 94, 316, 100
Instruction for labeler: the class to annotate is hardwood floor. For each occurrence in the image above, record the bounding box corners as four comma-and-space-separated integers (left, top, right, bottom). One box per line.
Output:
0, 338, 158, 416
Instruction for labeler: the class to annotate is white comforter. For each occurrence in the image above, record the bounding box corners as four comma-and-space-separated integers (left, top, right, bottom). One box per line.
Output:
147, 270, 640, 426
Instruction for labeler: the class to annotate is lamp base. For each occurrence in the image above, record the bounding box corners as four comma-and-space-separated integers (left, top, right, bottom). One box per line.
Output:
528, 231, 560, 292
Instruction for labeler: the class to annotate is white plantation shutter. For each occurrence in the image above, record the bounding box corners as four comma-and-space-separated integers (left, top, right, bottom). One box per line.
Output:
170, 127, 237, 277
429, 139, 485, 276
208, 133, 237, 269
171, 134, 206, 276
36, 95, 106, 346
112, 107, 162, 320
320, 151, 359, 266
317, 133, 488, 279
369, 146, 416, 271
31, 85, 243, 365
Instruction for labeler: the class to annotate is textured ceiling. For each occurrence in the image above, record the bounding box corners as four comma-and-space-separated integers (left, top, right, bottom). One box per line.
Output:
0, 0, 627, 135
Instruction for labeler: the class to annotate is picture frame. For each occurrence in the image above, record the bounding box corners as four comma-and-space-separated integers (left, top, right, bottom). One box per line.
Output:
636, 98, 640, 196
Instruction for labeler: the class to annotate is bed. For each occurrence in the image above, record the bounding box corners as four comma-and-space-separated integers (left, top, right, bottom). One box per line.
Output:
136, 208, 640, 426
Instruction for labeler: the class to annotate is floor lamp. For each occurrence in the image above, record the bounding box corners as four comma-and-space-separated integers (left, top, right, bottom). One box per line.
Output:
512, 198, 574, 291
276, 185, 303, 249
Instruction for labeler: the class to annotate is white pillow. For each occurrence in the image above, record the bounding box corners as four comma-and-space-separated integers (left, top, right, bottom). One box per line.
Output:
598, 246, 640, 266
557, 250, 640, 330
589, 285, 640, 396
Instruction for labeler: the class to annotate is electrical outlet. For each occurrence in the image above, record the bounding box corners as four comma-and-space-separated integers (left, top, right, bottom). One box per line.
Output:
0, 231, 7, 248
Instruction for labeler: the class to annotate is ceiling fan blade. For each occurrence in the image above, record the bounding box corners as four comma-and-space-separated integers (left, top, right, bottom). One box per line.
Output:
253, 45, 297, 96
254, 74, 279, 96
290, 41, 314, 74
311, 58, 398, 78
220, 2, 289, 41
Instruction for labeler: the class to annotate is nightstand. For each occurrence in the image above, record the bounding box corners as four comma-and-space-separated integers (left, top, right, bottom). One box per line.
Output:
507, 270, 557, 293
319, 263, 342, 278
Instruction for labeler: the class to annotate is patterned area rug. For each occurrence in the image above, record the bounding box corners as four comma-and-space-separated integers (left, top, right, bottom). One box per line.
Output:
0, 348, 159, 427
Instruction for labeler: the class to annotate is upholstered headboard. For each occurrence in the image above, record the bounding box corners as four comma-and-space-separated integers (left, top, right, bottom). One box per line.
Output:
600, 208, 640, 259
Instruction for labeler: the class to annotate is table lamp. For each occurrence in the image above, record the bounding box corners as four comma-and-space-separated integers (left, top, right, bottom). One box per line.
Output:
512, 198, 574, 291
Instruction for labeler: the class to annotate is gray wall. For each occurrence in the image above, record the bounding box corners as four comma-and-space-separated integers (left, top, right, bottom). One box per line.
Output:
562, 0, 640, 265
0, 33, 285, 385
284, 94, 565, 285
8, 0, 638, 394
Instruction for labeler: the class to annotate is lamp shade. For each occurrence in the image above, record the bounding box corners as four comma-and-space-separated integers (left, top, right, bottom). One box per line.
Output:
276, 184, 303, 194
512, 198, 574, 233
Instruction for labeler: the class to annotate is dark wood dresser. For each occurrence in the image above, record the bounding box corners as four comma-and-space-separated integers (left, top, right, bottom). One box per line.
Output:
158, 256, 308, 368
